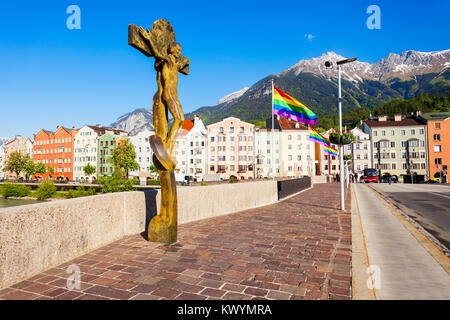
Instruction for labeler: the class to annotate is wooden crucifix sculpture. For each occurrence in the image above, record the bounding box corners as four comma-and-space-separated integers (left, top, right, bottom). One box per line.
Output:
128, 19, 189, 243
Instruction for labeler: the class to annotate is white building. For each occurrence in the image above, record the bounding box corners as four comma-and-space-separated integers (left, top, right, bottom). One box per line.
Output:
73, 125, 127, 182
175, 115, 207, 180
277, 118, 316, 177
350, 127, 372, 179
261, 117, 316, 178
0, 145, 5, 179
129, 129, 155, 178
255, 128, 281, 178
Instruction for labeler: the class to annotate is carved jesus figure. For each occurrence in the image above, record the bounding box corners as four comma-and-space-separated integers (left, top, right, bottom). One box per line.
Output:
139, 27, 186, 160
128, 20, 189, 243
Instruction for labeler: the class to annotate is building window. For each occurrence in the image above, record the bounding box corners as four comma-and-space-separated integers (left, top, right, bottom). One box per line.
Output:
410, 129, 415, 135
420, 129, 424, 135
434, 122, 441, 129
391, 130, 395, 136
434, 145, 442, 152
401, 130, 406, 135
390, 141, 395, 148
373, 130, 377, 136
433, 134, 441, 141
381, 130, 386, 136
435, 158, 442, 165
230, 127, 234, 133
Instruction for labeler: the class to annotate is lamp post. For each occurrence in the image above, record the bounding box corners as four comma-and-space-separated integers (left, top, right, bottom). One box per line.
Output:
325, 57, 357, 210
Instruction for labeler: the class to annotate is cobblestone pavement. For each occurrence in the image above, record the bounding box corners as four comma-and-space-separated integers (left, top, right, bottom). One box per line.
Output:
0, 183, 351, 300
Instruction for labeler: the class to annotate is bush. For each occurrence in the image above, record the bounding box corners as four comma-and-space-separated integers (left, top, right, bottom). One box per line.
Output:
200, 182, 207, 186
1, 182, 30, 198
229, 176, 237, 184
97, 174, 136, 193
147, 179, 160, 185
35, 180, 56, 199
65, 186, 97, 199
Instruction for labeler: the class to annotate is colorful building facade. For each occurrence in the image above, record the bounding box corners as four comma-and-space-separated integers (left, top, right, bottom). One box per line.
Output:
207, 117, 255, 180
420, 112, 450, 182
33, 127, 77, 181
363, 115, 428, 182
175, 115, 207, 180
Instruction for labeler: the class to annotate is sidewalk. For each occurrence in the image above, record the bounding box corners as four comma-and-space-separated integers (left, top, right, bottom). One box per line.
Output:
353, 183, 450, 299
0, 183, 351, 300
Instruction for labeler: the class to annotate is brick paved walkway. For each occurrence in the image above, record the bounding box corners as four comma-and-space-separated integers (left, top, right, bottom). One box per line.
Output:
0, 183, 351, 300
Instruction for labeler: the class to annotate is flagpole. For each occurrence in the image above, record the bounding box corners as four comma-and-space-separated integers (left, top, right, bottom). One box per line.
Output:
271, 79, 275, 180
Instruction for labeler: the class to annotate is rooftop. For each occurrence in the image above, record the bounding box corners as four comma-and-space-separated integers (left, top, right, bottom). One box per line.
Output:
363, 117, 425, 128
419, 112, 450, 121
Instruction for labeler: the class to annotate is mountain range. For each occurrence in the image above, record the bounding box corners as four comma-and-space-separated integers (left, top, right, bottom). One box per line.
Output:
111, 49, 450, 133
110, 108, 154, 135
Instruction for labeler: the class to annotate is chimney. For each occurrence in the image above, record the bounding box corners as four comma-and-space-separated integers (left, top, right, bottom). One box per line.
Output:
194, 114, 200, 124
295, 123, 300, 128
415, 110, 421, 117
72, 126, 75, 129
56, 125, 60, 129
378, 115, 387, 122
394, 114, 402, 122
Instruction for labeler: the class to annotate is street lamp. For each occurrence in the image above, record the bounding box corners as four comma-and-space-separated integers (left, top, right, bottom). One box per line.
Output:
325, 57, 357, 211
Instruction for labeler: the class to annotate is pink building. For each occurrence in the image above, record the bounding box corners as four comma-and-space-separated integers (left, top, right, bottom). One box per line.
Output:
207, 117, 255, 180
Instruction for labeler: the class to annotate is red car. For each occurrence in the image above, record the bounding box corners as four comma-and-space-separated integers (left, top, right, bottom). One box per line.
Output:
363, 168, 379, 183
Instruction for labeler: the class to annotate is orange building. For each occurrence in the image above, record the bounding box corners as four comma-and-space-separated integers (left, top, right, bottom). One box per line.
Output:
420, 112, 450, 182
33, 126, 78, 181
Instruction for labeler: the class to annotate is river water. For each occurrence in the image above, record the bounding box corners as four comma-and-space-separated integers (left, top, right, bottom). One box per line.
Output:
0, 198, 45, 208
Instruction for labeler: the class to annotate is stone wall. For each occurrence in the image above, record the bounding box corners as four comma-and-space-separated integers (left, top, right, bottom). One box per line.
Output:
0, 180, 277, 289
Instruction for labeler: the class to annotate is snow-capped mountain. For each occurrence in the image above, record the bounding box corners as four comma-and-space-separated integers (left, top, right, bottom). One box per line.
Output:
110, 108, 154, 135
283, 49, 450, 83
216, 87, 249, 105
185, 48, 450, 125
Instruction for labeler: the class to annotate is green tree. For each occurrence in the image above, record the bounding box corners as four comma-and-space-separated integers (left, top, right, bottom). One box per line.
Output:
24, 157, 36, 180
112, 139, 139, 179
83, 162, 96, 176
46, 166, 55, 175
5, 151, 26, 178
150, 164, 158, 173
35, 162, 47, 179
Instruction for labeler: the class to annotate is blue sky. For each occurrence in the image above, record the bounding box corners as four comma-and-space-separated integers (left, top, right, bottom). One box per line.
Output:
0, 0, 449, 137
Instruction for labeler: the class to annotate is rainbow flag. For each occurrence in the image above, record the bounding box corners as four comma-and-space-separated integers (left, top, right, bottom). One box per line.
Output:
273, 86, 317, 125
324, 144, 338, 156
308, 126, 330, 147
